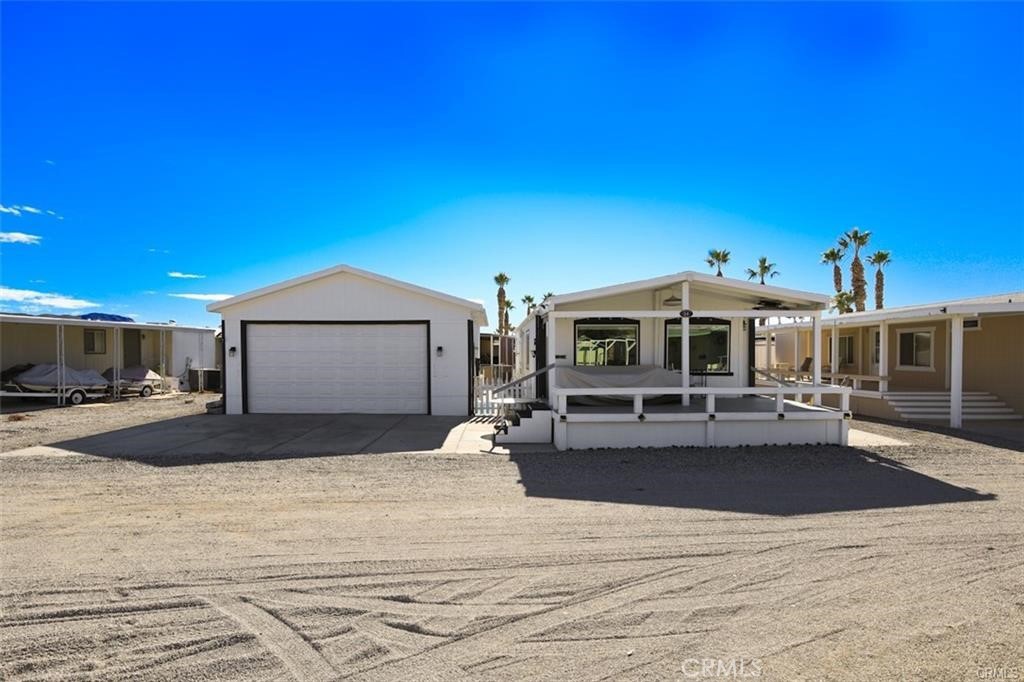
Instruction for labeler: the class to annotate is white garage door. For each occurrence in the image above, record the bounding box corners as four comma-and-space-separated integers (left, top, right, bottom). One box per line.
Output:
245, 323, 428, 414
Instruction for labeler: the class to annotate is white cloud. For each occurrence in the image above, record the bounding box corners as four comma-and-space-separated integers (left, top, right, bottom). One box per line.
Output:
0, 203, 63, 219
0, 286, 98, 309
44, 160, 56, 165
167, 271, 206, 279
148, 248, 170, 254
29, 279, 46, 284
141, 290, 158, 295
169, 293, 233, 302
0, 232, 43, 245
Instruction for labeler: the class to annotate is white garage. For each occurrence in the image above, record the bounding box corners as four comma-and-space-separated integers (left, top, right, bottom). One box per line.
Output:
208, 265, 487, 416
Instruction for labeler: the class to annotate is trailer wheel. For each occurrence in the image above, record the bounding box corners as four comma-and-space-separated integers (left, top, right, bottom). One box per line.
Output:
140, 385, 154, 398
68, 389, 86, 405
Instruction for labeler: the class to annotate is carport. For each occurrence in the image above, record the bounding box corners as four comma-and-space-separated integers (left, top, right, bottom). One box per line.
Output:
0, 314, 217, 404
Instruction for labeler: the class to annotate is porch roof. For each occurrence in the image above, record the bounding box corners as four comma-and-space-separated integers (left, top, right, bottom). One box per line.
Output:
0, 312, 215, 333
545, 271, 830, 311
761, 291, 1024, 330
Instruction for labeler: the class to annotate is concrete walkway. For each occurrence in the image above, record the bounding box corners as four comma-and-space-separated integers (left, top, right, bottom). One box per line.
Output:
0, 413, 556, 463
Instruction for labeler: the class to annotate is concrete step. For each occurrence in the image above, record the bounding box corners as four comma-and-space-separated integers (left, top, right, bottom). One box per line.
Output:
496, 410, 554, 444
902, 414, 1023, 421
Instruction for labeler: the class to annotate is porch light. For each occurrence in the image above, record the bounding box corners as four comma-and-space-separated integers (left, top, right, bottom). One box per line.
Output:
229, 346, 237, 357
436, 346, 444, 357
663, 295, 682, 306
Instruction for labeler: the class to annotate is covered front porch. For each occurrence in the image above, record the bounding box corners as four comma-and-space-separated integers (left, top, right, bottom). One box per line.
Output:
503, 271, 851, 450
759, 299, 1024, 427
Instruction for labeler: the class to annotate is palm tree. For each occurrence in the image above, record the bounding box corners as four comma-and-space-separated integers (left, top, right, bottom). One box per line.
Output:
832, 290, 855, 314
745, 257, 779, 285
503, 300, 515, 334
521, 294, 535, 313
839, 228, 871, 312
542, 292, 555, 302
493, 272, 510, 334
868, 250, 892, 310
705, 249, 731, 277
820, 247, 845, 294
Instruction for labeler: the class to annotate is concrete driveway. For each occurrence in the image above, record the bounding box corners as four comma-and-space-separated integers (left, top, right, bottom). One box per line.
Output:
19, 413, 526, 465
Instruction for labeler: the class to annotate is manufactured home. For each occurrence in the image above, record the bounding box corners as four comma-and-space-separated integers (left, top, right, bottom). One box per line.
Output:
502, 271, 851, 450
207, 265, 487, 416
758, 293, 1024, 427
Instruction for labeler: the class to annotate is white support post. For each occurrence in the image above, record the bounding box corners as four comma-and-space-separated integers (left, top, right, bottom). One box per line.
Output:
792, 325, 800, 377
160, 330, 167, 392
681, 281, 690, 407
950, 315, 964, 429
767, 320, 774, 372
113, 327, 120, 399
812, 314, 822, 405
547, 314, 557, 394
878, 321, 888, 393
945, 318, 952, 390
633, 394, 643, 415
56, 324, 65, 406
705, 393, 715, 446
793, 324, 803, 402
830, 319, 840, 385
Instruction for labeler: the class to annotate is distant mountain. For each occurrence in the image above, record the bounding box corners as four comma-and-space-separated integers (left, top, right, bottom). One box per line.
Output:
78, 312, 135, 322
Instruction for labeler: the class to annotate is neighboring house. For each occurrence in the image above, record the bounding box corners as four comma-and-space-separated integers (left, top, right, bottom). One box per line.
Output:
504, 271, 850, 449
478, 332, 515, 381
0, 313, 218, 387
759, 292, 1024, 426
206, 264, 487, 416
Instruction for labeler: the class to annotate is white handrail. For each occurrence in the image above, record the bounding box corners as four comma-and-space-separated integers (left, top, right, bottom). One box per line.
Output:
551, 384, 850, 417
552, 385, 848, 396
492, 363, 554, 395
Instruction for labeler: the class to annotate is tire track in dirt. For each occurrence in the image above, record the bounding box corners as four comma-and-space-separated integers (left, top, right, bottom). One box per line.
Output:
345, 562, 713, 680
206, 594, 338, 682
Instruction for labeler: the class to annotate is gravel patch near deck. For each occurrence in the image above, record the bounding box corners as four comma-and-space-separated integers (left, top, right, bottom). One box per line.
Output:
1, 420, 1021, 680
0, 394, 218, 452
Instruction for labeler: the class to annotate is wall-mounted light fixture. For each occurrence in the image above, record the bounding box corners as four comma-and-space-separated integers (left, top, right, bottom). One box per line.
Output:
663, 295, 682, 306
229, 346, 237, 357
436, 346, 444, 357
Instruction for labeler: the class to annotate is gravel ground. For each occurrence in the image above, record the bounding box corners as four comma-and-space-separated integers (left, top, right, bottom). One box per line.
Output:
0, 394, 218, 452
1, 420, 1022, 681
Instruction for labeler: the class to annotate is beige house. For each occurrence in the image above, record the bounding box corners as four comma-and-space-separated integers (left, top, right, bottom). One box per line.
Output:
758, 293, 1024, 427
1, 313, 218, 399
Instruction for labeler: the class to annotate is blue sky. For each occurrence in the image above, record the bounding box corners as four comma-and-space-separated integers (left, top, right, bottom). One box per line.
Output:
2, 2, 1022, 329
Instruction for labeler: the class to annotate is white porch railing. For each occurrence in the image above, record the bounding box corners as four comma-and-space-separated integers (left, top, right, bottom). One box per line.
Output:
551, 385, 851, 422
474, 376, 535, 416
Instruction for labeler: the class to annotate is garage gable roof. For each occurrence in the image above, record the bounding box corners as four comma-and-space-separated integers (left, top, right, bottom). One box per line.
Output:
207, 264, 488, 324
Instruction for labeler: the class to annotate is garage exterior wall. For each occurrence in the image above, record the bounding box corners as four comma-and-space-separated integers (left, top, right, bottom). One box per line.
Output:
216, 271, 480, 416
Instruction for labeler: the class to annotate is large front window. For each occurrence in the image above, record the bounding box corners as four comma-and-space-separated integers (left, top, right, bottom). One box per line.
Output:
828, 335, 855, 366
898, 330, 932, 368
665, 318, 730, 373
575, 320, 639, 366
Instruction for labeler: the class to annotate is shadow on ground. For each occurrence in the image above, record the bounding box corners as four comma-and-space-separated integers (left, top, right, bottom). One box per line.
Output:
509, 447, 995, 516
854, 415, 1024, 453
49, 413, 466, 466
